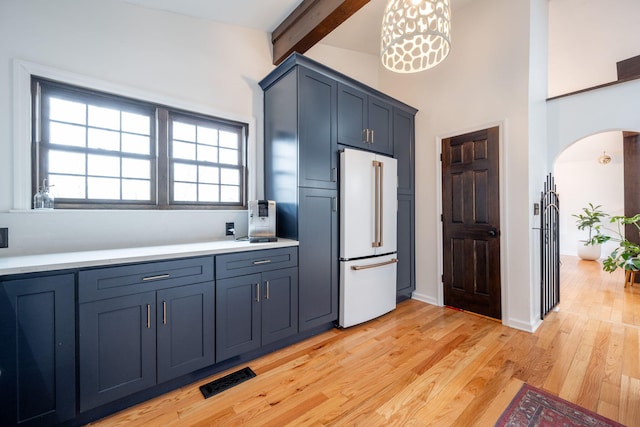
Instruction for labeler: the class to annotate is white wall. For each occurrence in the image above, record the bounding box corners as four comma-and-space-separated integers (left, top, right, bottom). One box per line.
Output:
0, 0, 276, 255
547, 0, 640, 264
555, 132, 624, 257
548, 0, 640, 97
376, 0, 541, 331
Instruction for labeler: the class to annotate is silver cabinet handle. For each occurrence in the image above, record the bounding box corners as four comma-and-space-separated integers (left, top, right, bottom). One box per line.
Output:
332, 197, 337, 212
253, 260, 272, 265
362, 129, 368, 142
146, 304, 151, 329
351, 258, 398, 271
142, 274, 170, 281
332, 167, 337, 182
371, 129, 375, 144
255, 283, 260, 302
265, 281, 270, 300
163, 301, 167, 325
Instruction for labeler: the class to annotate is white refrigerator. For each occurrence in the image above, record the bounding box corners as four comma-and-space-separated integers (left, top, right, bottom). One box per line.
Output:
339, 148, 398, 328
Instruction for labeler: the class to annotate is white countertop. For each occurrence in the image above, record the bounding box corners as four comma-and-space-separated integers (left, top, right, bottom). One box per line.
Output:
0, 239, 299, 276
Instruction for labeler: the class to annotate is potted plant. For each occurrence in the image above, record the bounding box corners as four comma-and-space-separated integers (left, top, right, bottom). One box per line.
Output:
572, 203, 609, 260
602, 214, 640, 282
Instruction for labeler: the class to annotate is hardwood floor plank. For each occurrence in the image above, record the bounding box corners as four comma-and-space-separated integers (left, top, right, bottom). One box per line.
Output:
89, 256, 639, 426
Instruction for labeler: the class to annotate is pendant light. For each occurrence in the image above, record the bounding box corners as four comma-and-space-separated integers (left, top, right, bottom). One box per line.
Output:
381, 0, 451, 73
598, 151, 612, 165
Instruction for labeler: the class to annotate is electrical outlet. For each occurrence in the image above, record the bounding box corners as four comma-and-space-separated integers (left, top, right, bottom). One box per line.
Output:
225, 222, 235, 236
0, 228, 8, 248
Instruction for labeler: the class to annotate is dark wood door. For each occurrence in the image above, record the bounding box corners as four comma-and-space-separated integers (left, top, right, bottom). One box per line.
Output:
442, 127, 501, 319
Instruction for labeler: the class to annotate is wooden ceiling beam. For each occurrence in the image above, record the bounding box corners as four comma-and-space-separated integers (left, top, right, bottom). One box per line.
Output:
271, 0, 371, 65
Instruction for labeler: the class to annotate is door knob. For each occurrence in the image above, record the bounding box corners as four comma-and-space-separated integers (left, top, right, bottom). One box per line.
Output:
488, 230, 497, 237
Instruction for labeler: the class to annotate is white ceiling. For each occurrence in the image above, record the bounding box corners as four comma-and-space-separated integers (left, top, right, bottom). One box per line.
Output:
120, 0, 473, 56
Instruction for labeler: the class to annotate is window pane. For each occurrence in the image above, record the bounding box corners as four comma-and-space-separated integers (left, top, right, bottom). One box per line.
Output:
88, 177, 120, 199
199, 184, 219, 202
198, 126, 218, 146
173, 121, 196, 142
220, 185, 240, 203
50, 122, 86, 147
199, 166, 219, 184
219, 148, 238, 165
88, 154, 120, 177
50, 98, 86, 125
220, 168, 240, 185
48, 174, 86, 199
219, 130, 238, 149
49, 150, 86, 175
88, 105, 120, 130
122, 179, 150, 200
122, 112, 150, 135
122, 133, 150, 155
197, 144, 217, 163
174, 182, 197, 201
88, 128, 120, 151
173, 141, 196, 160
174, 163, 197, 182
123, 158, 150, 179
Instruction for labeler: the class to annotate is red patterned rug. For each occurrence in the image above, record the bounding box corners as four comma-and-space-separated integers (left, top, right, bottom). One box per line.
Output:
495, 384, 624, 427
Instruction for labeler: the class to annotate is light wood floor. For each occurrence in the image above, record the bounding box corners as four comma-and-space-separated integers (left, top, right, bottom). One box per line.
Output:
90, 256, 640, 426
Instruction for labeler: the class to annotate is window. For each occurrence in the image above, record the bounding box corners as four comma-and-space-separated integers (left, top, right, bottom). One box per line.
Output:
32, 77, 247, 209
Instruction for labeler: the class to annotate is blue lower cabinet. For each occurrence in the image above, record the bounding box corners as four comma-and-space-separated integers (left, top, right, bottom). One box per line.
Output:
216, 267, 298, 362
0, 274, 76, 427
79, 282, 215, 412
79, 292, 157, 412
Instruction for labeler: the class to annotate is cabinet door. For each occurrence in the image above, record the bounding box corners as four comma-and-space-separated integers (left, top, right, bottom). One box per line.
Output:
261, 267, 299, 346
157, 282, 215, 383
299, 67, 338, 189
298, 187, 339, 331
216, 274, 261, 361
0, 274, 75, 426
394, 108, 415, 195
368, 96, 394, 155
79, 292, 156, 412
397, 195, 416, 297
337, 83, 368, 149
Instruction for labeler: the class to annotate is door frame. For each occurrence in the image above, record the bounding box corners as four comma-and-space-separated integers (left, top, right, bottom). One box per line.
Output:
435, 120, 509, 324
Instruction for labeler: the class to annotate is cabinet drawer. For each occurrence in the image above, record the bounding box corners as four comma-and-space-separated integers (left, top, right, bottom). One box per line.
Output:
215, 247, 298, 279
79, 256, 214, 303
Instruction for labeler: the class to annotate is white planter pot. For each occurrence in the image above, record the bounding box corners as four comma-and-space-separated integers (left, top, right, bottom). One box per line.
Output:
577, 242, 601, 261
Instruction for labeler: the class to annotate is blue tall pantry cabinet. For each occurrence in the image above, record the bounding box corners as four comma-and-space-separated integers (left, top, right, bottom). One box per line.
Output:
260, 54, 417, 326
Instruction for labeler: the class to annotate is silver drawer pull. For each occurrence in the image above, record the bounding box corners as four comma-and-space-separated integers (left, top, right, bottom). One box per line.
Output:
252, 260, 272, 265
351, 258, 398, 271
142, 274, 171, 281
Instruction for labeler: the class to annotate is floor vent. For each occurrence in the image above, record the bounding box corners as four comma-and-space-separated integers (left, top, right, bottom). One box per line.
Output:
199, 367, 256, 399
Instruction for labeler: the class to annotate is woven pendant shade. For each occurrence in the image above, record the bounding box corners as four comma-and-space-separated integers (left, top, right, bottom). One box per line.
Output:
381, 0, 451, 73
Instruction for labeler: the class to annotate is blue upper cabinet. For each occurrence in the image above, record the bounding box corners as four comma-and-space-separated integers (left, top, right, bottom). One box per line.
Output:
337, 83, 394, 155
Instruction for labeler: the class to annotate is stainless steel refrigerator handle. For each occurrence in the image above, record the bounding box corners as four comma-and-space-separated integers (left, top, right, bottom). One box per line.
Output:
350, 258, 398, 270
373, 160, 380, 248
